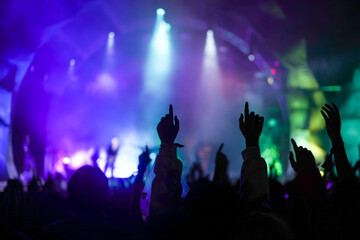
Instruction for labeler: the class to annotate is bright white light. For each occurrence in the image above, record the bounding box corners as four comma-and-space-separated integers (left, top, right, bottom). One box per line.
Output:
143, 17, 172, 95
69, 59, 76, 66
107, 32, 115, 54
205, 30, 216, 57
149, 152, 156, 160
68, 150, 93, 169
248, 54, 255, 61
267, 76, 274, 85
112, 131, 154, 178
197, 28, 225, 141
62, 157, 71, 165
156, 8, 165, 16
203, 29, 220, 82
108, 32, 115, 38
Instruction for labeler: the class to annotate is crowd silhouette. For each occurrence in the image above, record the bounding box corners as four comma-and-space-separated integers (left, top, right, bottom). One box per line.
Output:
1, 101, 360, 240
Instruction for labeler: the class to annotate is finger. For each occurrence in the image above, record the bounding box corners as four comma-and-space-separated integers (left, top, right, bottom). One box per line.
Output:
322, 106, 332, 116
145, 145, 149, 154
217, 143, 224, 154
332, 103, 339, 113
308, 150, 315, 162
291, 138, 298, 151
245, 102, 249, 121
169, 104, 173, 120
250, 112, 255, 118
321, 110, 328, 120
259, 117, 264, 129
289, 151, 296, 169
174, 115, 179, 129
325, 103, 334, 112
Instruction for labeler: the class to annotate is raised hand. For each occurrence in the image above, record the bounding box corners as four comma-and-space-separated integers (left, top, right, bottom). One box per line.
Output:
321, 103, 341, 143
215, 143, 229, 171
289, 138, 316, 174
214, 143, 229, 183
239, 102, 264, 147
138, 145, 151, 172
321, 103, 353, 179
157, 104, 180, 144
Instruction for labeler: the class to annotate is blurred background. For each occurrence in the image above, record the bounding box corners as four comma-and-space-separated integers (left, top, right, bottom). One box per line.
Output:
0, 0, 359, 185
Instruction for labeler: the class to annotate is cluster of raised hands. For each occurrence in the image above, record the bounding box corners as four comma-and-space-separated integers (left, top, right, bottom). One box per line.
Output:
136, 101, 345, 178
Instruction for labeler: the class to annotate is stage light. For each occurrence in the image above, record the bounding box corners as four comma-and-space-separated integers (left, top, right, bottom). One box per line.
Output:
248, 54, 255, 61
205, 30, 216, 57
62, 157, 71, 165
196, 29, 227, 142
270, 68, 277, 75
69, 59, 75, 66
267, 76, 274, 85
268, 118, 278, 128
203, 29, 220, 79
143, 12, 172, 97
150, 152, 156, 160
107, 32, 115, 54
156, 8, 165, 16
108, 32, 115, 38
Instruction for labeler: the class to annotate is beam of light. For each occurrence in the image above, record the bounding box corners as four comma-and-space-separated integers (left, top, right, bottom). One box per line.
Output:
195, 29, 225, 141
143, 11, 172, 97
202, 30, 222, 90
68, 59, 75, 76
141, 9, 172, 136
107, 32, 115, 55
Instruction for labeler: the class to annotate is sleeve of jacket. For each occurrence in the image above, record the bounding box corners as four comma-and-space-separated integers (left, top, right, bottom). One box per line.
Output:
239, 146, 269, 203
149, 143, 183, 218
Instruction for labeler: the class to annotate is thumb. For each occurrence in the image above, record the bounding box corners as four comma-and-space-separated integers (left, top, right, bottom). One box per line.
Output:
174, 115, 179, 129
217, 143, 224, 155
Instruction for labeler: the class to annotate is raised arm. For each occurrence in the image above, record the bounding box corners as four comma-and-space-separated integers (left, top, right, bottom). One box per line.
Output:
148, 104, 183, 218
321, 103, 352, 180
130, 146, 151, 220
213, 143, 229, 184
238, 102, 268, 203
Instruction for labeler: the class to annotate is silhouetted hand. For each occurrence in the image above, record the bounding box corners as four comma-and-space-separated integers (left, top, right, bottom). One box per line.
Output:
138, 145, 151, 172
289, 138, 316, 174
321, 103, 341, 143
214, 143, 229, 183
157, 104, 180, 144
215, 143, 229, 170
239, 102, 264, 147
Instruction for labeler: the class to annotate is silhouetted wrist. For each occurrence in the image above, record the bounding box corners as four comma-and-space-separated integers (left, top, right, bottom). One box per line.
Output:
246, 138, 259, 148
330, 135, 344, 147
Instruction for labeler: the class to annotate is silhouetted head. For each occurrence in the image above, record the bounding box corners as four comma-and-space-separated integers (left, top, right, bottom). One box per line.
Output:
67, 165, 108, 210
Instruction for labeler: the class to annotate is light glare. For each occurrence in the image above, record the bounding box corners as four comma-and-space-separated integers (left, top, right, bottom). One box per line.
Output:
62, 157, 71, 165
156, 8, 165, 16
248, 54, 255, 61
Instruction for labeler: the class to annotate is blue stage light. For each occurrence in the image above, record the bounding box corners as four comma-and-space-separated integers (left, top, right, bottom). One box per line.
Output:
156, 8, 165, 16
